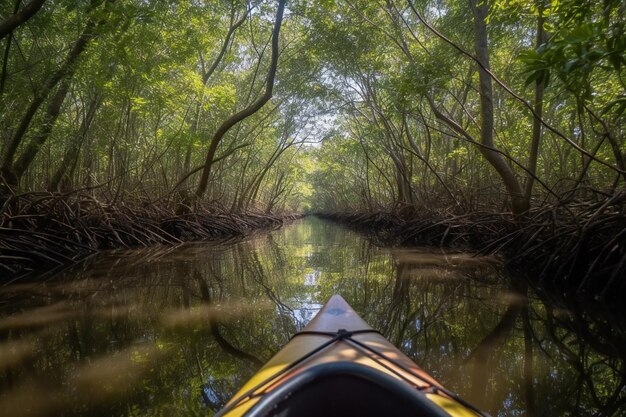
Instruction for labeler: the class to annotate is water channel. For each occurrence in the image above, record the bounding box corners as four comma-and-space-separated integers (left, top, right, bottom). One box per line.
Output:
0, 217, 624, 416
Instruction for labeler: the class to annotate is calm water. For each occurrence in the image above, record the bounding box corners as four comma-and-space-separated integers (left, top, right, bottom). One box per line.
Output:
0, 217, 624, 416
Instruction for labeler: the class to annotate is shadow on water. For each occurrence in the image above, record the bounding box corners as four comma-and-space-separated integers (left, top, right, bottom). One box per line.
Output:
0, 217, 624, 416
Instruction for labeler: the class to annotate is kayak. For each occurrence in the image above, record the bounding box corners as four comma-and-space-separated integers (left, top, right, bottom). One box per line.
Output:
216, 295, 486, 417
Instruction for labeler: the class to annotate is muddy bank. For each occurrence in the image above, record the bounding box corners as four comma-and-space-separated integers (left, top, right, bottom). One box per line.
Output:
316, 204, 626, 303
0, 193, 300, 280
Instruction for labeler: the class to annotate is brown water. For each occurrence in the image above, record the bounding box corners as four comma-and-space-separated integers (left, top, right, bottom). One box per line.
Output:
0, 217, 624, 416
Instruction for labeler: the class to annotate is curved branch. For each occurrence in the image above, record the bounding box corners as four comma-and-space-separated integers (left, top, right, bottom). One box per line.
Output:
0, 0, 46, 41
202, 3, 252, 84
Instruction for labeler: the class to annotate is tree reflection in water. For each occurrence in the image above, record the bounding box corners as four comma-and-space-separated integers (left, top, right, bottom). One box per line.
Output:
0, 218, 624, 416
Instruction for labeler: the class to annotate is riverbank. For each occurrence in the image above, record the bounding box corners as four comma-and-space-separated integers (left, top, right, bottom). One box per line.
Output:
0, 193, 300, 281
316, 201, 626, 304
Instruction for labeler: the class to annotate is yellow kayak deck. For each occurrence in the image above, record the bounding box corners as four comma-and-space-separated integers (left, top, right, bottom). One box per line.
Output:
217, 295, 483, 417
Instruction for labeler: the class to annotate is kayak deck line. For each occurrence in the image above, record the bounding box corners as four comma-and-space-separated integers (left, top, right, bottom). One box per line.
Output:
216, 295, 488, 417
291, 328, 384, 340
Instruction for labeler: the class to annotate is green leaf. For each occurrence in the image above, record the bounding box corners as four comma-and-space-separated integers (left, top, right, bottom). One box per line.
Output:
524, 70, 542, 86
564, 59, 582, 73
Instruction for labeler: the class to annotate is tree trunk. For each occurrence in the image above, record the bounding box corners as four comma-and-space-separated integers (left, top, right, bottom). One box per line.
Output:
175, 6, 250, 205
47, 94, 101, 191
523, 11, 547, 210
12, 79, 71, 180
470, 0, 527, 216
194, 0, 286, 200
1, 1, 105, 191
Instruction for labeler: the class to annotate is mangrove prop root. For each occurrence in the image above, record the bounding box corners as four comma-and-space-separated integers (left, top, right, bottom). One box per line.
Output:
0, 193, 299, 280
317, 195, 626, 302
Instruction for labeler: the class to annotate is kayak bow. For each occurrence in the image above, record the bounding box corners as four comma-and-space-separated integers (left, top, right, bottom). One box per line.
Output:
216, 295, 486, 417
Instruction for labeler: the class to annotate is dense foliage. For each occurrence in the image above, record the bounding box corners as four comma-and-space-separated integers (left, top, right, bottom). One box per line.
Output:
1, 0, 624, 215
306, 0, 626, 216
1, 0, 318, 213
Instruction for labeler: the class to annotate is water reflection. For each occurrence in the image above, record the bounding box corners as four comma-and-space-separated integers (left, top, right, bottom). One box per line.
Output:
0, 217, 624, 416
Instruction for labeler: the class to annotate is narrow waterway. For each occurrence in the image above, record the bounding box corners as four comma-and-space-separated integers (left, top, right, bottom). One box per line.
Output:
0, 217, 624, 416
